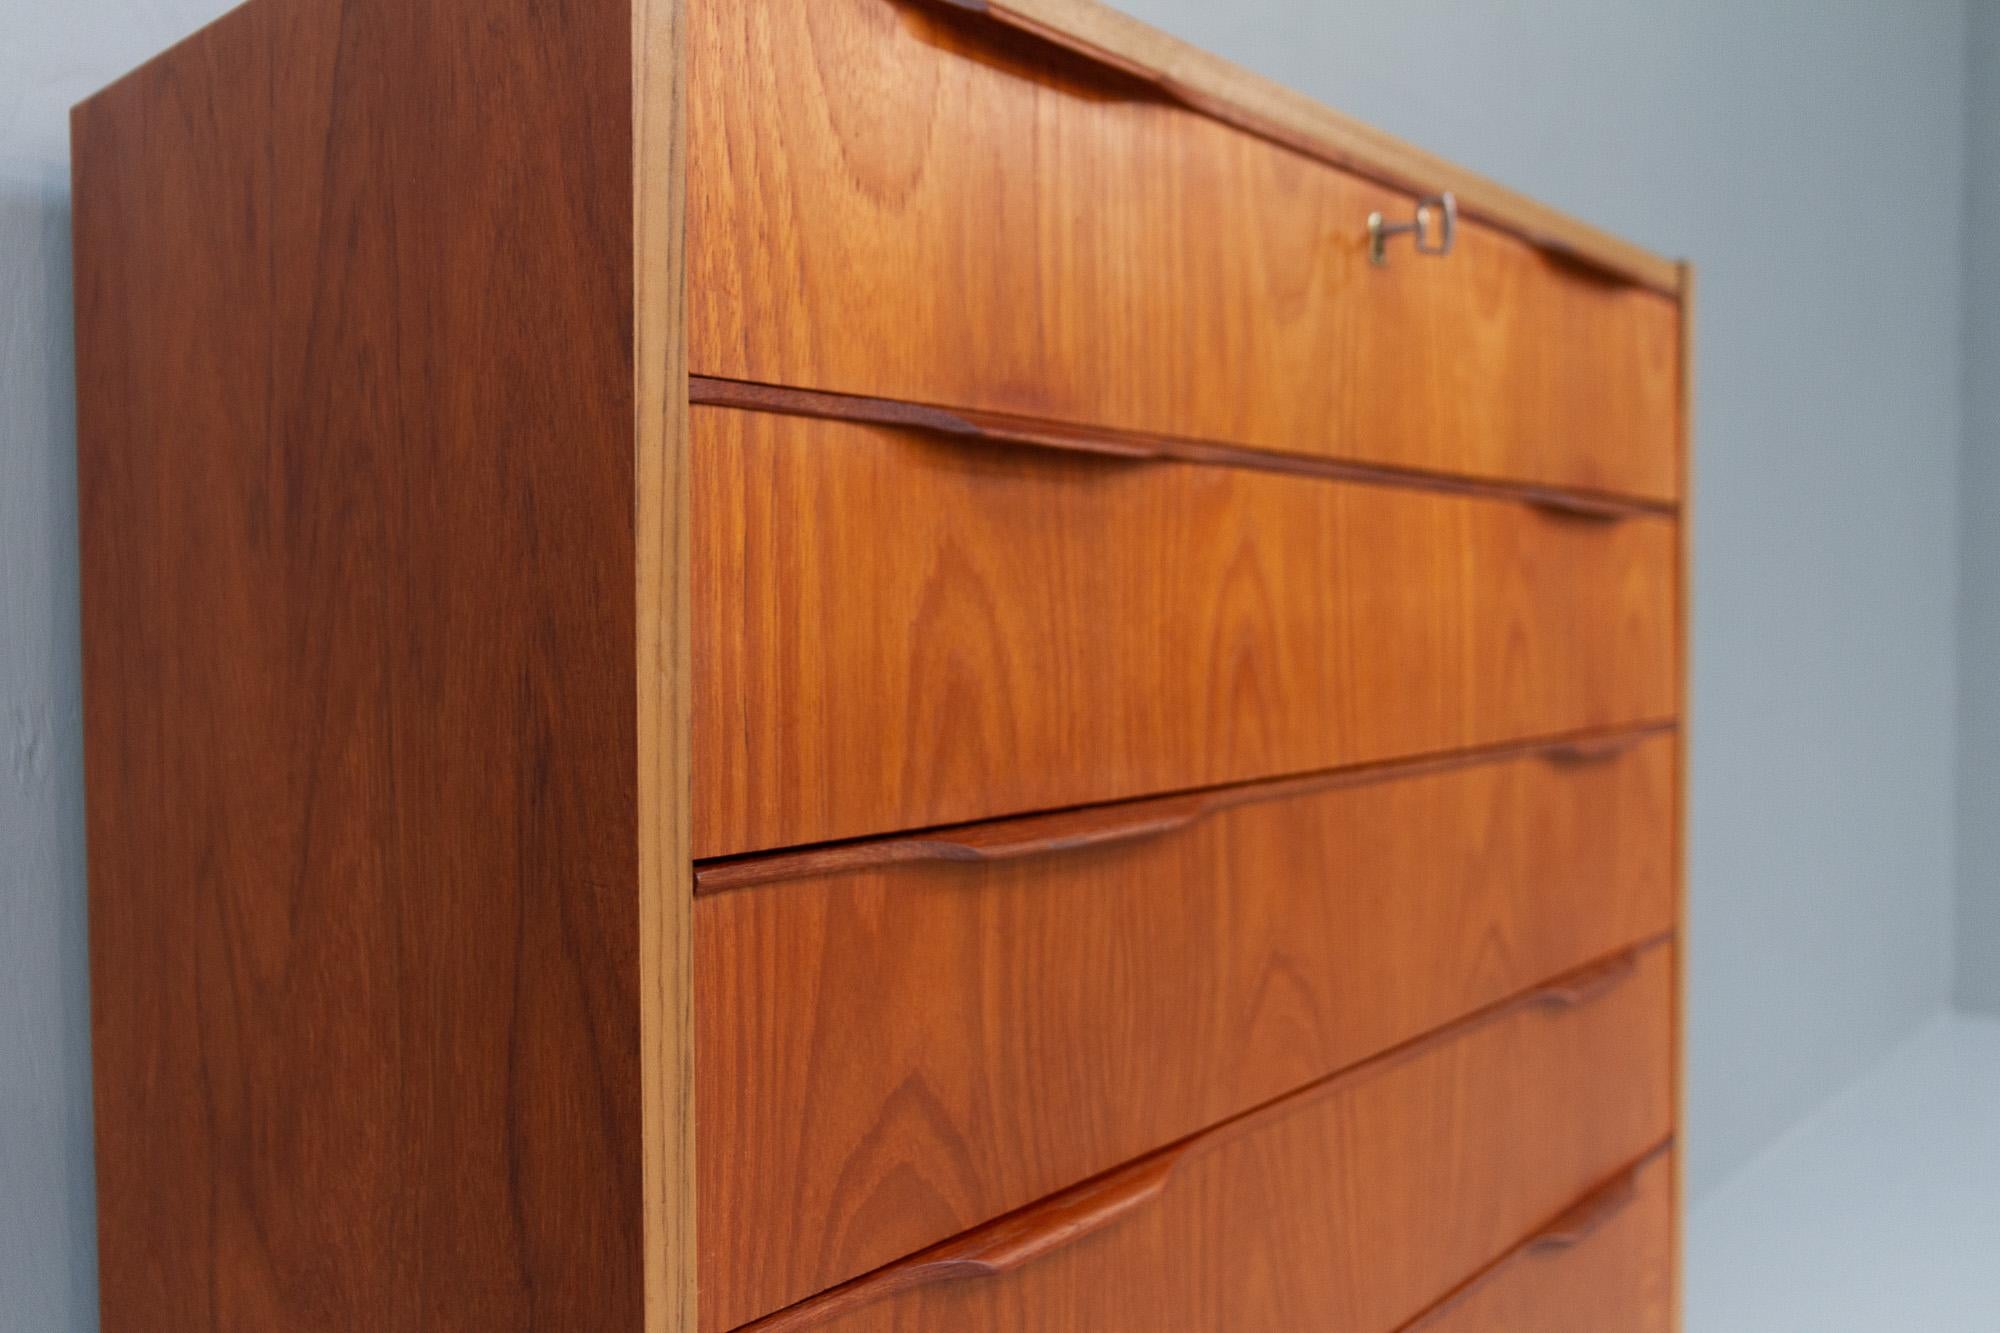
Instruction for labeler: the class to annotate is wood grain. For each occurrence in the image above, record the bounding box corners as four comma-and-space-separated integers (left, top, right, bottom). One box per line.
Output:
695, 723, 1675, 892
926, 0, 1682, 294
695, 733, 1677, 1328
635, 2, 694, 1331
691, 405, 1679, 857
687, 0, 1682, 503
72, 0, 653, 1326
689, 374, 1675, 521
1402, 1152, 1674, 1333
739, 945, 1676, 1332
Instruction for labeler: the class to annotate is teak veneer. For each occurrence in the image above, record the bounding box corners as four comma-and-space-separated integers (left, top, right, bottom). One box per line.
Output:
74, 2, 678, 1328
689, 0, 1682, 504
692, 404, 1676, 856
695, 731, 1676, 1328
740, 944, 1674, 1332
73, 0, 1691, 1329
1404, 1153, 1675, 1333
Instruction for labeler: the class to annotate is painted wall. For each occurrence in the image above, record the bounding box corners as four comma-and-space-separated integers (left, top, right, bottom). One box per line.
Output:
1961, 2, 2000, 1012
1115, 0, 1968, 1204
0, 0, 1971, 1326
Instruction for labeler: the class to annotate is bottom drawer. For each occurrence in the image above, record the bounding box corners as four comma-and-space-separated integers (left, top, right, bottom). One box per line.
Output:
746, 942, 1675, 1333
1406, 1151, 1675, 1332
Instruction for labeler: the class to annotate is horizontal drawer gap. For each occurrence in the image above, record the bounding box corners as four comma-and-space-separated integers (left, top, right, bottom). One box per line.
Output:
693, 719, 1678, 894
737, 937, 1675, 1333
691, 375, 1677, 522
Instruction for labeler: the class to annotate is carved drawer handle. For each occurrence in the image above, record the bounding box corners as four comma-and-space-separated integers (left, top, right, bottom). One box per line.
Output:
1527, 490, 1640, 523
697, 728, 1674, 895
695, 793, 1217, 893
745, 1151, 1182, 1332
910, 1152, 1180, 1280
1526, 1170, 1642, 1254
1541, 732, 1647, 767
1400, 1162, 1649, 1332
1528, 949, 1642, 1010
912, 796, 1211, 864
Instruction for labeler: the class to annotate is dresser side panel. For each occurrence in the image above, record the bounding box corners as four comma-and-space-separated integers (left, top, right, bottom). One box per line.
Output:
70, 0, 647, 1326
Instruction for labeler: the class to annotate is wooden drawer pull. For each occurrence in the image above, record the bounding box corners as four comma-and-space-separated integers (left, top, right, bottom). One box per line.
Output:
696, 793, 1215, 893
1528, 490, 1641, 522
1529, 950, 1641, 1010
690, 375, 1673, 523
695, 727, 1674, 894
746, 1152, 1182, 1332
911, 1152, 1181, 1280
1542, 732, 1647, 766
1526, 1169, 1642, 1254
894, 796, 1211, 864
1400, 1157, 1652, 1333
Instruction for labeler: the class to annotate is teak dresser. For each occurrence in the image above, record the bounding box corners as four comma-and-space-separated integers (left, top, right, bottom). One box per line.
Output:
72, 0, 1691, 1329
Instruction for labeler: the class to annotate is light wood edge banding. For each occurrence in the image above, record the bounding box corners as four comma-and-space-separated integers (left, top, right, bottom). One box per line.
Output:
1669, 260, 1696, 1333
690, 376, 1679, 521
694, 721, 1677, 894
923, 0, 1680, 294
740, 940, 1674, 1333
637, 2, 694, 1331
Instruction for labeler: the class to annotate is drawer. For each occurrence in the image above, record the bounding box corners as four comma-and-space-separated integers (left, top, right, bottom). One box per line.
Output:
735, 944, 1675, 1332
692, 406, 1678, 856
688, 0, 1681, 503
1404, 1152, 1674, 1333
696, 733, 1678, 1330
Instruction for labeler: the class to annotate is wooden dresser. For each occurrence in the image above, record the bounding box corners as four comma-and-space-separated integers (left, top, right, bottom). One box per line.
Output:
72, 0, 1689, 1329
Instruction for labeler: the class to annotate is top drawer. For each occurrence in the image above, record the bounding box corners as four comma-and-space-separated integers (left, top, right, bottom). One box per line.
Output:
688, 0, 1682, 503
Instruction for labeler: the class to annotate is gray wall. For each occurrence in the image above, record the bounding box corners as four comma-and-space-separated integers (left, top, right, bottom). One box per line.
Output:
1117, 0, 1968, 1204
0, 0, 1971, 1327
1961, 3, 2000, 1011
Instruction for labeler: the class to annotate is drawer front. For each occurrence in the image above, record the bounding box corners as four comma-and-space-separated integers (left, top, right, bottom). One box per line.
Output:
1405, 1153, 1674, 1333
697, 734, 1677, 1330
739, 945, 1675, 1333
688, 0, 1681, 503
692, 406, 1677, 857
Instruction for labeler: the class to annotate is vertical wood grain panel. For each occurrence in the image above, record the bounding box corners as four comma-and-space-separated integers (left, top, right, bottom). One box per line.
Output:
72, 0, 646, 1326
